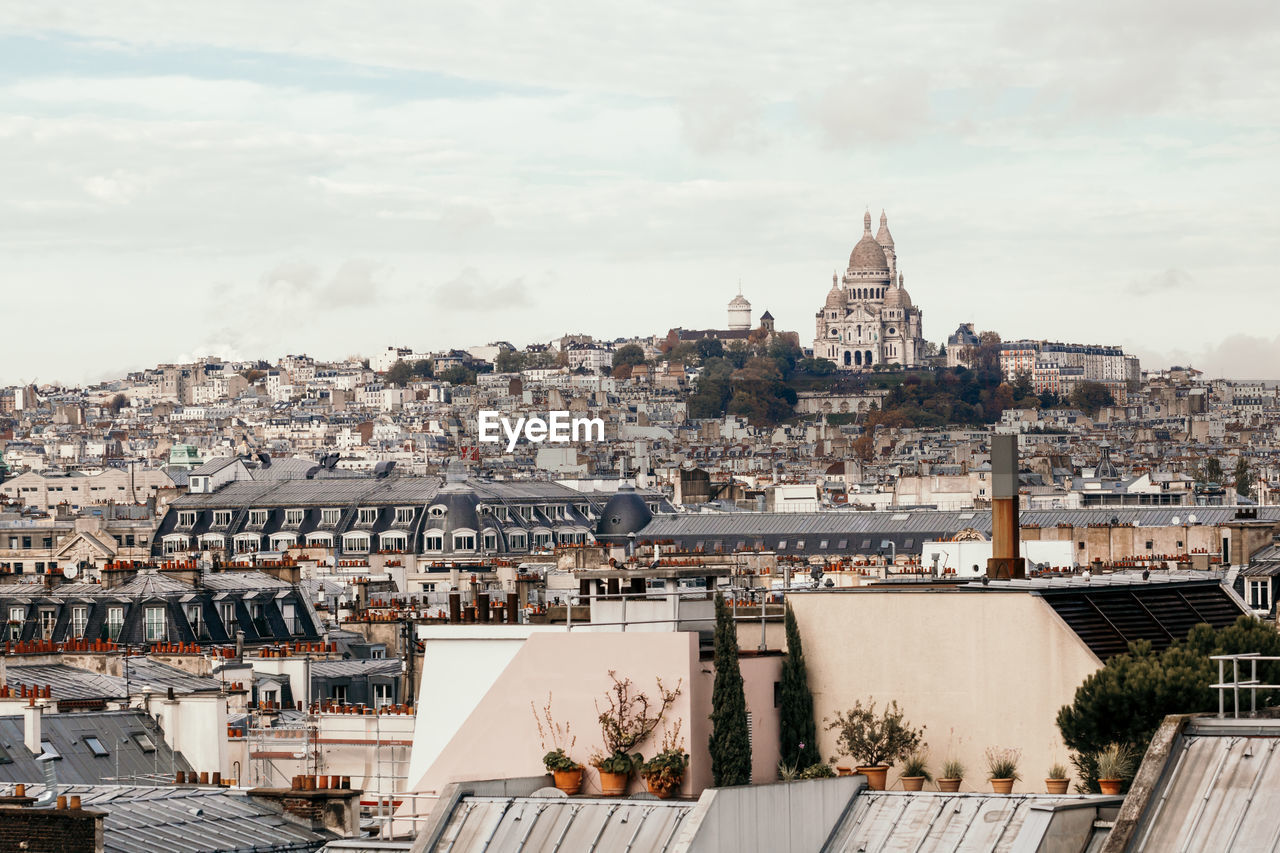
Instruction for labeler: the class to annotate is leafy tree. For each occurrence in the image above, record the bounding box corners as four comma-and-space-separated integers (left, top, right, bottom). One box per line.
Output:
495, 349, 525, 373
694, 338, 724, 361
437, 365, 476, 385
727, 357, 795, 426
385, 360, 413, 387
410, 359, 433, 378
107, 393, 128, 414
796, 357, 836, 376
1198, 456, 1224, 484
779, 603, 820, 769
709, 592, 752, 786
1234, 456, 1254, 498
1057, 616, 1280, 791
1069, 381, 1115, 416
613, 344, 647, 370
688, 358, 734, 419
825, 700, 924, 768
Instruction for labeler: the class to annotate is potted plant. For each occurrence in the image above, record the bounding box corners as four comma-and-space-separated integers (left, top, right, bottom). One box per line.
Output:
1046, 762, 1070, 795
899, 750, 932, 792
937, 758, 965, 792
1095, 743, 1135, 795
799, 762, 836, 779
532, 694, 582, 794
591, 671, 682, 797
824, 699, 924, 791
985, 747, 1021, 794
639, 723, 689, 799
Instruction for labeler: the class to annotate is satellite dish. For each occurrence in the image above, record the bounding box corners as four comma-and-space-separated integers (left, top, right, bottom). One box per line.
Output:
1171, 516, 1180, 525
63, 564, 79, 580
1188, 514, 1197, 525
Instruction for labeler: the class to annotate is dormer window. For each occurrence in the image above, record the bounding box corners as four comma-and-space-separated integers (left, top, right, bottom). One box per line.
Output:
285, 509, 305, 525
428, 505, 446, 517
394, 507, 414, 524
213, 510, 232, 527
321, 508, 341, 525
249, 510, 268, 525
177, 511, 197, 527
453, 531, 476, 551
358, 507, 378, 524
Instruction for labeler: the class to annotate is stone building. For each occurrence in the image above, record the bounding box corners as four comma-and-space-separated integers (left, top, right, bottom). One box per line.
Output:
814, 211, 925, 369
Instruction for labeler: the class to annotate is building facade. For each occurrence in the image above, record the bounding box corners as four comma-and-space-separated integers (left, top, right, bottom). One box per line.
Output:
814, 211, 925, 370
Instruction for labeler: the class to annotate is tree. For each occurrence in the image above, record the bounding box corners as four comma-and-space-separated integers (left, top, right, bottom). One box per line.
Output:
107, 393, 128, 414
494, 349, 524, 373
1234, 456, 1254, 499
779, 603, 820, 769
694, 338, 724, 361
1198, 456, 1224, 484
1057, 616, 1280, 791
385, 359, 413, 387
709, 592, 751, 786
825, 700, 924, 768
613, 344, 646, 371
437, 365, 476, 385
1069, 381, 1115, 416
410, 359, 434, 378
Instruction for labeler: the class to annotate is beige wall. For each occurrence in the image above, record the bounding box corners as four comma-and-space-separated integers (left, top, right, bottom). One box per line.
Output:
789, 589, 1101, 792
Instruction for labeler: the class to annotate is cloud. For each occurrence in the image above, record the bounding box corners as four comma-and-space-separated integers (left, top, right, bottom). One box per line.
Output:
1135, 334, 1280, 380
426, 267, 535, 312
1127, 268, 1194, 296
257, 258, 383, 307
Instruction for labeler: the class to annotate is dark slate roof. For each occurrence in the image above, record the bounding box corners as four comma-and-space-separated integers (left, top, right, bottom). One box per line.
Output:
0, 710, 192, 785
123, 657, 224, 694
1, 783, 333, 853
1034, 580, 1246, 659
309, 659, 402, 679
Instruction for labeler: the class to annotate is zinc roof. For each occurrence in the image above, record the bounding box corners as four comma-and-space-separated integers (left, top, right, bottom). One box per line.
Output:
0, 710, 192, 786
1, 783, 332, 853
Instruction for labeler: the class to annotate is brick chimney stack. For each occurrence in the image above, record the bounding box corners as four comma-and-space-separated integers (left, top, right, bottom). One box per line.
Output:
987, 433, 1026, 580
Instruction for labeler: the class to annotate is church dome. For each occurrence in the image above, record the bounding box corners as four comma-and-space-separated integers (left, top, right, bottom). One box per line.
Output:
728, 293, 751, 308
825, 284, 844, 309
848, 211, 889, 271
875, 211, 894, 247
884, 274, 912, 309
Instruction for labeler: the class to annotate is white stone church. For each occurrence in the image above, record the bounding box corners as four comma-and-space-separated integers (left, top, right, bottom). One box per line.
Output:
814, 211, 925, 370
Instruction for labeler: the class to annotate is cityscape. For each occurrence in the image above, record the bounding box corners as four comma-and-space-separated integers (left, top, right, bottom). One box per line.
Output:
3, 5, 1280, 853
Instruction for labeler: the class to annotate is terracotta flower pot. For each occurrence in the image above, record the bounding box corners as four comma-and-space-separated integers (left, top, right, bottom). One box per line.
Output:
598, 769, 628, 796
1046, 778, 1070, 794
552, 768, 583, 795
835, 766, 854, 777
901, 776, 925, 792
1098, 778, 1123, 795
937, 778, 961, 792
857, 765, 889, 791
645, 776, 680, 799
990, 778, 1014, 794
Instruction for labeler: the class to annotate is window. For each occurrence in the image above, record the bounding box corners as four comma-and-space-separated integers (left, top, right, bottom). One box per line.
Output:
248, 510, 268, 525
285, 509, 305, 525
39, 740, 61, 760
370, 646, 386, 659
187, 604, 205, 639
429, 505, 446, 517
777, 540, 788, 550
394, 507, 414, 524
373, 683, 392, 708
344, 534, 370, 554
483, 532, 498, 551
84, 736, 109, 757
330, 684, 348, 703
221, 602, 238, 637
39, 609, 56, 640
1248, 579, 1271, 610
8, 606, 24, 641
1078, 541, 1086, 550
358, 507, 378, 524
213, 510, 232, 527
453, 532, 476, 551
107, 606, 124, 641
71, 606, 88, 639
145, 606, 166, 642
177, 511, 197, 527
282, 602, 298, 634
133, 733, 156, 753
424, 533, 444, 551
321, 508, 341, 525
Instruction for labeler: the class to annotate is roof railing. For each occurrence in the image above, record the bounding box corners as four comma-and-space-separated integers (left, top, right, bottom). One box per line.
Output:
1210, 653, 1280, 718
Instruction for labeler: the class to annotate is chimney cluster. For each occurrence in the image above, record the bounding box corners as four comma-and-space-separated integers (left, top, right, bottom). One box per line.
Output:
445, 590, 520, 623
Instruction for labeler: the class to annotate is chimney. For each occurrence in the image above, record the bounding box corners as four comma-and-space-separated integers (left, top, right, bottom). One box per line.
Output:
23, 699, 42, 754
987, 433, 1025, 580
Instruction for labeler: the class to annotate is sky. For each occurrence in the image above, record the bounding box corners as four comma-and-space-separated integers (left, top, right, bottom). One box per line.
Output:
2, 1, 1279, 385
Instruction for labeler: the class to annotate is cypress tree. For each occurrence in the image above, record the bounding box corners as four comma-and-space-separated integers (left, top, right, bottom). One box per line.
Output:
709, 592, 752, 786
779, 602, 820, 769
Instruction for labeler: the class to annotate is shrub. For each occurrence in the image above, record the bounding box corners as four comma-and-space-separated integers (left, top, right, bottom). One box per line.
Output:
1095, 743, 1136, 780
799, 762, 836, 779
901, 750, 932, 781
941, 758, 965, 780
985, 747, 1021, 781
1047, 763, 1069, 780
825, 700, 924, 768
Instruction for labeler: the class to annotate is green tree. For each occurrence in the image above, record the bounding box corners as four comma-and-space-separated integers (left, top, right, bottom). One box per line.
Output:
437, 365, 476, 385
385, 359, 413, 387
1198, 456, 1224, 484
1069, 381, 1115, 416
613, 344, 647, 371
779, 603, 820, 769
694, 338, 724, 361
410, 359, 434, 378
709, 592, 752, 786
1234, 456, 1254, 498
494, 349, 525, 373
1057, 616, 1280, 791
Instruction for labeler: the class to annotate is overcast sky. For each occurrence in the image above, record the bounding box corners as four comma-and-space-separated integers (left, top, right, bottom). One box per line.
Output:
3, 1, 1279, 385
